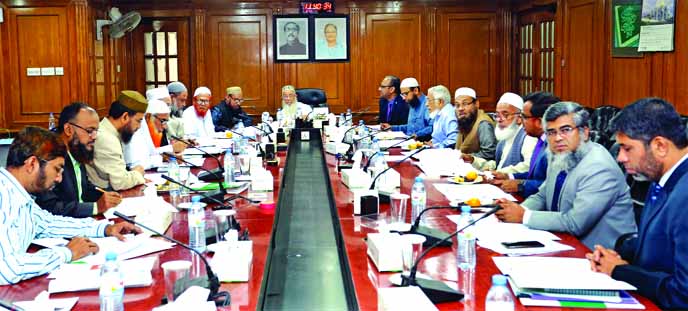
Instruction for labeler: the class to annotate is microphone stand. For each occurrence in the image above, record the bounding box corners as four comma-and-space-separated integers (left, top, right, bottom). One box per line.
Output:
401, 206, 503, 303
407, 206, 457, 247
171, 135, 224, 183
113, 211, 229, 306
162, 175, 234, 210
163, 152, 226, 204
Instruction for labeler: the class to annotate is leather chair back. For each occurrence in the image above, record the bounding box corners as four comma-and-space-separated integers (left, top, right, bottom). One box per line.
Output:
296, 88, 328, 108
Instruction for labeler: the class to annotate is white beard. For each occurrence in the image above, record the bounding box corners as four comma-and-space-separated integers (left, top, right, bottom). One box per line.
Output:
547, 139, 592, 173
494, 119, 519, 141
429, 109, 439, 119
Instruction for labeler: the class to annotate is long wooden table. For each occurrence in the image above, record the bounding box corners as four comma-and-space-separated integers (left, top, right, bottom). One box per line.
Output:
0, 140, 661, 310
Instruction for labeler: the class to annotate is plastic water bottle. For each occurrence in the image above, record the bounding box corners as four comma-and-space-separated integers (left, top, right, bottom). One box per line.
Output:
235, 119, 245, 131
224, 148, 235, 184
188, 195, 206, 252
345, 109, 352, 126
262, 111, 270, 124
276, 108, 284, 127
411, 177, 426, 225
99, 252, 124, 311
457, 205, 476, 269
371, 137, 381, 153
168, 156, 180, 207
485, 274, 515, 311
338, 113, 345, 127
48, 113, 56, 131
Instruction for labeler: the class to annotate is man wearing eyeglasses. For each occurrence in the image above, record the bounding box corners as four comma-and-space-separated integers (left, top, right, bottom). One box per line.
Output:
167, 81, 188, 139
212, 86, 253, 132
182, 86, 216, 138
124, 100, 186, 169
34, 103, 122, 217
381, 77, 432, 141
454, 87, 497, 162
0, 126, 141, 284
425, 85, 458, 148
378, 75, 409, 126
469, 92, 537, 174
495, 101, 635, 249
86, 91, 148, 191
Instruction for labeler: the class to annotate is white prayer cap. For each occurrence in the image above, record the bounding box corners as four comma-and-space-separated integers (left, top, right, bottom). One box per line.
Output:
400, 78, 419, 88
146, 86, 169, 101
497, 92, 524, 111
193, 86, 212, 97
454, 87, 476, 99
146, 99, 170, 115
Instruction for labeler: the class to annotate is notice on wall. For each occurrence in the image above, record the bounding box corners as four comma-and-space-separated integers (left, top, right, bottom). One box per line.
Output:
612, 0, 642, 57
638, 0, 675, 52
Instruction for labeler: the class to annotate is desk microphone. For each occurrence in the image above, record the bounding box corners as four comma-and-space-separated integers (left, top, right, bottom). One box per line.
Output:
249, 124, 273, 143
161, 175, 233, 210
227, 130, 258, 142
401, 205, 502, 303
353, 126, 391, 143
113, 211, 228, 305
340, 107, 371, 126
170, 135, 224, 182
162, 152, 226, 204
369, 146, 428, 191
407, 206, 457, 247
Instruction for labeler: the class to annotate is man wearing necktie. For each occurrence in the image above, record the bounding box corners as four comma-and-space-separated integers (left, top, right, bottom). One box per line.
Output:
490, 91, 559, 198
495, 101, 636, 249
586, 98, 688, 309
377, 75, 409, 126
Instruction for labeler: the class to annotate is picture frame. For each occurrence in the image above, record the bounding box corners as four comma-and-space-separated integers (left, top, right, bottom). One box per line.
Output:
612, 0, 643, 57
274, 15, 311, 62
313, 15, 350, 62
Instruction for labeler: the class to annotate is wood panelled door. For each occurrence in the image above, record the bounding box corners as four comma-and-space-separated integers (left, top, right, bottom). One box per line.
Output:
6, 7, 70, 129
516, 8, 556, 96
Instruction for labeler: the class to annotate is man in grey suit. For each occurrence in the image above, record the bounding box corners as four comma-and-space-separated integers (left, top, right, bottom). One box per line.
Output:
495, 101, 636, 249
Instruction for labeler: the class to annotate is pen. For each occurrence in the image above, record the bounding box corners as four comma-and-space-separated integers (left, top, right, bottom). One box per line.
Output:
95, 187, 107, 193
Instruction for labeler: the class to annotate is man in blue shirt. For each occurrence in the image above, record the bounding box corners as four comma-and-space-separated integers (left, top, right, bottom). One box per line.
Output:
425, 85, 458, 148
381, 77, 432, 141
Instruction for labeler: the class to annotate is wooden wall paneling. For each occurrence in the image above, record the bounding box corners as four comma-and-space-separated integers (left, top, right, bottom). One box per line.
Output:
360, 9, 424, 115
0, 2, 7, 128
207, 12, 272, 115
193, 8, 206, 88
437, 12, 498, 109
497, 6, 515, 94
560, 0, 605, 107
7, 7, 70, 129
68, 0, 91, 103
349, 7, 362, 111
668, 0, 688, 114
294, 63, 347, 113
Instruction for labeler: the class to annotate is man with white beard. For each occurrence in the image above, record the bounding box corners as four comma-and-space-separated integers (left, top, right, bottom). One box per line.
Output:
468, 92, 537, 173
494, 101, 636, 249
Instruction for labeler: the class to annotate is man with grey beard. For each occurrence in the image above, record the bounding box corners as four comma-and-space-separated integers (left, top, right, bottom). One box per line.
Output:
35, 103, 121, 217
495, 101, 636, 249
469, 92, 537, 173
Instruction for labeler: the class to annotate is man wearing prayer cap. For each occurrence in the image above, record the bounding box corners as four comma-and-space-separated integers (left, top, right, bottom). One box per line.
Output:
146, 86, 170, 103
381, 77, 433, 140
124, 99, 186, 169
454, 87, 497, 161
469, 92, 537, 175
166, 81, 188, 138
182, 86, 216, 138
85, 91, 148, 190
211, 86, 253, 132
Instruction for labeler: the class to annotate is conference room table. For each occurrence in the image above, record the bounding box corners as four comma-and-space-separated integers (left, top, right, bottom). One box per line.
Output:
0, 137, 661, 310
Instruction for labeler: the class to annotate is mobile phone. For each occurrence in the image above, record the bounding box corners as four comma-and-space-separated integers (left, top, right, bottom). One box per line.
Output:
501, 241, 545, 249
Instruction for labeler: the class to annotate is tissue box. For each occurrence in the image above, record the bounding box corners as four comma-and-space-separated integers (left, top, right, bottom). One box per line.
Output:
366, 233, 403, 272
378, 286, 438, 311
325, 141, 350, 155
212, 240, 253, 282
370, 166, 401, 190
250, 169, 273, 192
341, 169, 372, 189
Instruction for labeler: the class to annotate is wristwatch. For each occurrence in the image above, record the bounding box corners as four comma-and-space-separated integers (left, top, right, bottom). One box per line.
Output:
517, 180, 525, 193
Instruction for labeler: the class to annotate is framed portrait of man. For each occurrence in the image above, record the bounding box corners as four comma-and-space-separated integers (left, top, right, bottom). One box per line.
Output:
313, 15, 350, 61
274, 15, 311, 62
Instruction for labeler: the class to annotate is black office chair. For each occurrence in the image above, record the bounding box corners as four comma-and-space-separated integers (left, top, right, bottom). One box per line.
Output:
295, 88, 328, 108
589, 105, 621, 149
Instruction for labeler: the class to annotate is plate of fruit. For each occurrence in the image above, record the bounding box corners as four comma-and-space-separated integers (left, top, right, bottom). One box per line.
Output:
403, 141, 425, 150
447, 171, 483, 185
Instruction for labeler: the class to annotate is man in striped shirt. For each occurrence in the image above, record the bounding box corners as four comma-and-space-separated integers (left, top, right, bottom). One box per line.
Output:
0, 126, 141, 285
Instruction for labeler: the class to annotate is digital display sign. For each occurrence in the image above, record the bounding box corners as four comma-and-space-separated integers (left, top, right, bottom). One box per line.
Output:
300, 1, 335, 14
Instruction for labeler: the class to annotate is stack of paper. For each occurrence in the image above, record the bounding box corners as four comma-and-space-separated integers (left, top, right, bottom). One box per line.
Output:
493, 256, 644, 309
48, 257, 157, 293
14, 291, 78, 310
433, 183, 516, 203
446, 214, 574, 256
103, 196, 177, 220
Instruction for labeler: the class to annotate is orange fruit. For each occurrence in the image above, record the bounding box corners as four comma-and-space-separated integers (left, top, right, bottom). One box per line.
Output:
225, 132, 233, 139
465, 171, 478, 181
408, 143, 418, 150
466, 197, 481, 207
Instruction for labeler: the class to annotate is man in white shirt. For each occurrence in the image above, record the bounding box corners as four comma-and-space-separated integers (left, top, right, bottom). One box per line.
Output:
182, 86, 215, 138
124, 100, 185, 169
280, 85, 312, 126
469, 92, 537, 174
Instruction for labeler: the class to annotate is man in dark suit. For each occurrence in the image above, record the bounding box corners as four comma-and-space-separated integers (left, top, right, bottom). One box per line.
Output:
279, 22, 307, 55
491, 91, 560, 198
377, 75, 409, 125
587, 98, 688, 309
34, 103, 121, 217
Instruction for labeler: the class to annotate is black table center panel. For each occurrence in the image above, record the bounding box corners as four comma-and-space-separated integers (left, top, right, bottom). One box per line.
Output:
258, 128, 359, 311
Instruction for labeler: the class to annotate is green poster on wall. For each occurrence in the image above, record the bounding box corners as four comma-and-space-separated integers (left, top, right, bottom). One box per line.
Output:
612, 0, 642, 57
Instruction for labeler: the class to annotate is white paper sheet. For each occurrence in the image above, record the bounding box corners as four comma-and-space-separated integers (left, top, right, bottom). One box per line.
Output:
492, 256, 637, 290
433, 183, 516, 203
103, 196, 176, 220
15, 291, 78, 311
48, 257, 156, 293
